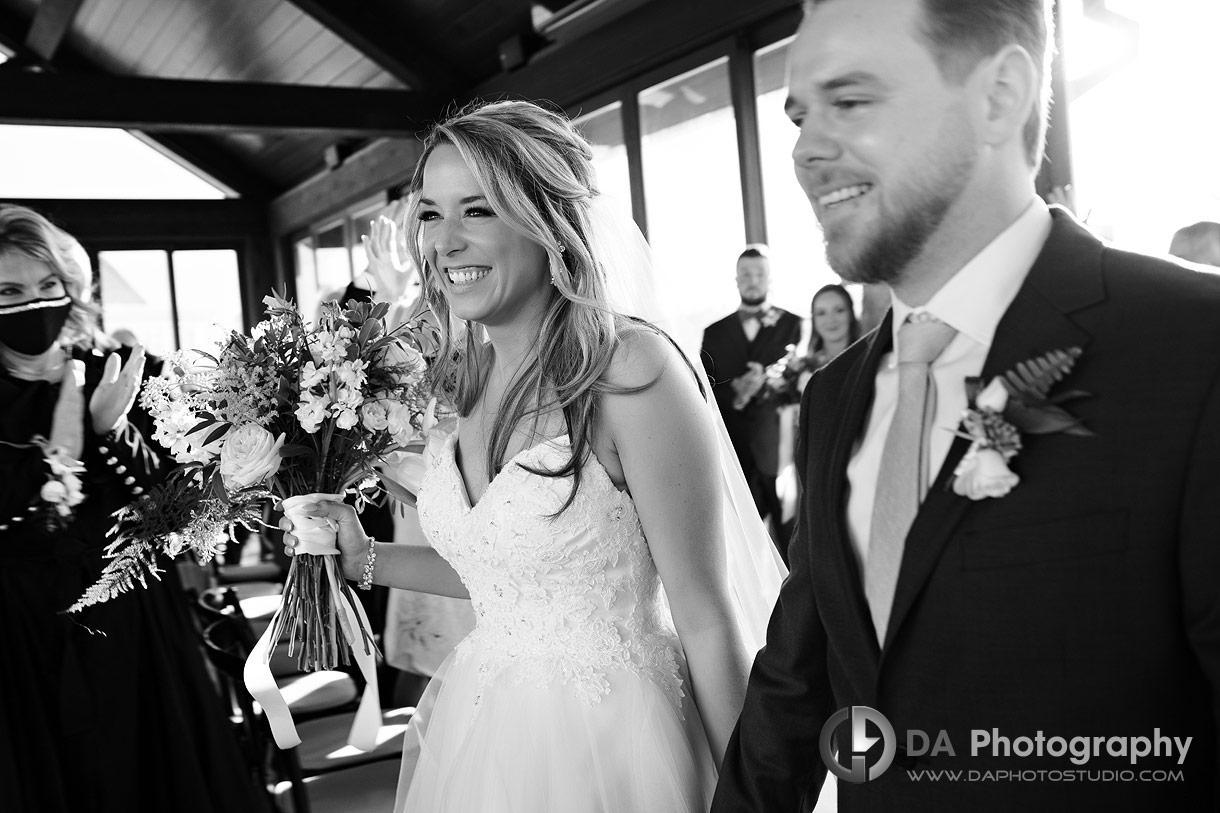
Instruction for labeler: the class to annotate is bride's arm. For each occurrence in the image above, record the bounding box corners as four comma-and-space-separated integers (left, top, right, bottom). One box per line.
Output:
280, 499, 469, 599
600, 329, 751, 767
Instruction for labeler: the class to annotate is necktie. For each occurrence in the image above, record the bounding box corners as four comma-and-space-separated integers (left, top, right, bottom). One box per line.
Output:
739, 309, 762, 342
865, 313, 957, 644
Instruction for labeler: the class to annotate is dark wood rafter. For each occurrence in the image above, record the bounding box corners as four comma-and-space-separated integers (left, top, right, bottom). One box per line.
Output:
24, 0, 86, 61
0, 5, 276, 199
0, 71, 445, 136
282, 0, 470, 93
473, 0, 799, 109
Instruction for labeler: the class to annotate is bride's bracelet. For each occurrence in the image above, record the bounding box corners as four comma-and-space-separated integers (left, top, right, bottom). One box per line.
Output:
357, 538, 377, 591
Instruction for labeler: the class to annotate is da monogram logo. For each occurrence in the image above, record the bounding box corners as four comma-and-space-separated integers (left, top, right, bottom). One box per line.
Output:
819, 706, 897, 783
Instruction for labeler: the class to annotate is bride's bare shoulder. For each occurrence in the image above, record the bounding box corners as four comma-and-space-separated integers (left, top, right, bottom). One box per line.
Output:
603, 321, 691, 392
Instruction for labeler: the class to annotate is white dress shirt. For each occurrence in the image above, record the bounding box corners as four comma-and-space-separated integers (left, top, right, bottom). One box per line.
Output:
844, 198, 1053, 568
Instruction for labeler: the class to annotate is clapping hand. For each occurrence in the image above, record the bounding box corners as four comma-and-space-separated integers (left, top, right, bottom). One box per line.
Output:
731, 361, 767, 410
362, 200, 418, 304
89, 346, 145, 435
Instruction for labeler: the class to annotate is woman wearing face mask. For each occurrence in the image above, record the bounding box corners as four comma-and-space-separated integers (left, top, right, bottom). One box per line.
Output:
0, 205, 261, 813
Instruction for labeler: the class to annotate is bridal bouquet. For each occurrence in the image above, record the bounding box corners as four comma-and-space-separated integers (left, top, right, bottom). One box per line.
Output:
70, 292, 444, 670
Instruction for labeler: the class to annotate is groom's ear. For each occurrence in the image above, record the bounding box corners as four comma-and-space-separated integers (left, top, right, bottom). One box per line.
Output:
977, 43, 1039, 153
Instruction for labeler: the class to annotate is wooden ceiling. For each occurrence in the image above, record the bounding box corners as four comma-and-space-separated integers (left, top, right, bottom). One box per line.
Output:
0, 0, 798, 202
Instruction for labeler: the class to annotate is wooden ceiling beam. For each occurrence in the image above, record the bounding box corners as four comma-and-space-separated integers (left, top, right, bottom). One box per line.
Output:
0, 71, 445, 136
25, 0, 86, 61
283, 0, 470, 93
0, 7, 277, 198
474, 0, 798, 108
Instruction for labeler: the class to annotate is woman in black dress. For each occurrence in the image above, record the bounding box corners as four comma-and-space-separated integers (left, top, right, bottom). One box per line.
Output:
0, 204, 263, 812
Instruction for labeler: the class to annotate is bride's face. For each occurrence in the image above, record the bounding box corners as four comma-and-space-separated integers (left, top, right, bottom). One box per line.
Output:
417, 144, 551, 328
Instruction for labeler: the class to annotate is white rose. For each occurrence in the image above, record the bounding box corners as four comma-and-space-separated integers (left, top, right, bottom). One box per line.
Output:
976, 377, 1010, 412
381, 338, 425, 384
361, 400, 390, 432
952, 446, 1020, 500
40, 480, 68, 503
385, 401, 417, 447
219, 424, 285, 490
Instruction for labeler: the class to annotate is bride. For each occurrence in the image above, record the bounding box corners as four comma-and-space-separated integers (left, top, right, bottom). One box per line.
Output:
281, 99, 785, 812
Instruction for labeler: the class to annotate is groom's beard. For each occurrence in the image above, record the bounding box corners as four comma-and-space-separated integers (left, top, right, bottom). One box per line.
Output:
823, 116, 978, 287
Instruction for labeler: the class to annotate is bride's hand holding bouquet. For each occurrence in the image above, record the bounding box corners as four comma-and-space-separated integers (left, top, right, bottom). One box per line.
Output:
70, 289, 448, 749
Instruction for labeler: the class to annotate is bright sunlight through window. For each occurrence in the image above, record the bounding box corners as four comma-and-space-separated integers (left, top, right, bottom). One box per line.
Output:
0, 125, 229, 199
1061, 0, 1220, 256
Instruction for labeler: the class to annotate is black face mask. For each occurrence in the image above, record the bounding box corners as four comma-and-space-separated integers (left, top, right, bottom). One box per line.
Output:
0, 295, 72, 355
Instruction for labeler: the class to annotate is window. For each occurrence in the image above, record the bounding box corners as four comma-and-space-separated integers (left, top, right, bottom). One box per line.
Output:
754, 37, 842, 327
574, 102, 632, 210
292, 194, 388, 322
639, 57, 745, 358
1060, 0, 1220, 255
0, 126, 229, 199
98, 249, 243, 356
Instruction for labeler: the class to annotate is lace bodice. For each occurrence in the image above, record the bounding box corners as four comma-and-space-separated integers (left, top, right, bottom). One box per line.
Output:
416, 431, 684, 714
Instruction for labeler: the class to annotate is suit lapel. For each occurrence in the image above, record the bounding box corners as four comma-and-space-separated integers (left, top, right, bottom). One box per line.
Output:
882, 208, 1106, 651
821, 311, 894, 671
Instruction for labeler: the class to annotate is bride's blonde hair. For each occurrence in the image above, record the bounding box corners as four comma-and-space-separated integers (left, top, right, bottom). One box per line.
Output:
405, 99, 645, 510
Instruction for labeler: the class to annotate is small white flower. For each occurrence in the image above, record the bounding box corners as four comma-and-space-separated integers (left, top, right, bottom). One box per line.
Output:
334, 408, 359, 430
334, 359, 368, 389
952, 446, 1020, 500
295, 397, 330, 434
300, 360, 328, 389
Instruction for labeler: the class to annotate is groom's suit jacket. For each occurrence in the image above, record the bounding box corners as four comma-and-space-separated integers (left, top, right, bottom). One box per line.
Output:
712, 209, 1220, 812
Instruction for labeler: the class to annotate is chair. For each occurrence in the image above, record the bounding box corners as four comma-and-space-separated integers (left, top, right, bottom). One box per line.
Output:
201, 615, 410, 813
196, 585, 362, 710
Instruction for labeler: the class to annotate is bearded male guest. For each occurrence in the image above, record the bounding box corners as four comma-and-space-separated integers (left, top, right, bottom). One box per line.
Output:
702, 244, 802, 555
712, 0, 1220, 810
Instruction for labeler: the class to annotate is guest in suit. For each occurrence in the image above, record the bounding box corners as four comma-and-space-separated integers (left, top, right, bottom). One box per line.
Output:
713, 1, 1220, 811
1169, 221, 1220, 270
701, 245, 802, 551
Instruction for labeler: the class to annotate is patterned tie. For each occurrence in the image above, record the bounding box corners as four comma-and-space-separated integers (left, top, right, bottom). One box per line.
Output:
865, 312, 958, 644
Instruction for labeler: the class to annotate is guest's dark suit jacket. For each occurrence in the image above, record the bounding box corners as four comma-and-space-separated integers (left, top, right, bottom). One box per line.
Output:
712, 209, 1220, 811
701, 307, 802, 480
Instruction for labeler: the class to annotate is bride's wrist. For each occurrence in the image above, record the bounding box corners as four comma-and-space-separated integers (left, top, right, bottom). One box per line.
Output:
342, 538, 374, 582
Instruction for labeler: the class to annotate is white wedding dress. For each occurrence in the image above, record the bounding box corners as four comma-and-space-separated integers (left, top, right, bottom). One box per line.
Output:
393, 430, 718, 811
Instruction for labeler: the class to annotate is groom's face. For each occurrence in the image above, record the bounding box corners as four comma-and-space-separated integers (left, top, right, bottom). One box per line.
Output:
785, 0, 981, 286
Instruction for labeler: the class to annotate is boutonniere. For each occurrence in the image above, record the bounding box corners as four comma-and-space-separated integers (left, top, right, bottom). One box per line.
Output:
952, 347, 1094, 501
33, 436, 86, 531
759, 307, 781, 329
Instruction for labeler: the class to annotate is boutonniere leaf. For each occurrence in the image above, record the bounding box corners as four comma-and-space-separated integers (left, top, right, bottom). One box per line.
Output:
952, 346, 1093, 501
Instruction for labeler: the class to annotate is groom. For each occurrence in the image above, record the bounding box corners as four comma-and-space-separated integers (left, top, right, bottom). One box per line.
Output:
712, 0, 1220, 811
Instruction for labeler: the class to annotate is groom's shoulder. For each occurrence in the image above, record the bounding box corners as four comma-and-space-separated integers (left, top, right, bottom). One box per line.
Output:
1098, 241, 1220, 323
803, 330, 874, 403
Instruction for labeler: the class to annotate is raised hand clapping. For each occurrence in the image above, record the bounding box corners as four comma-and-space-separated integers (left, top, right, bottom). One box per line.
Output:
89, 345, 145, 434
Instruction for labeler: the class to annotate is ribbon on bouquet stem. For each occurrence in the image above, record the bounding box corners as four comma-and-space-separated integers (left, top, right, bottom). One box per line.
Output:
242, 493, 382, 751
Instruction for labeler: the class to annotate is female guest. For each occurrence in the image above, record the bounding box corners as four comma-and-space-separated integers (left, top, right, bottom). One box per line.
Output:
281, 100, 784, 812
0, 205, 261, 813
797, 282, 862, 391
